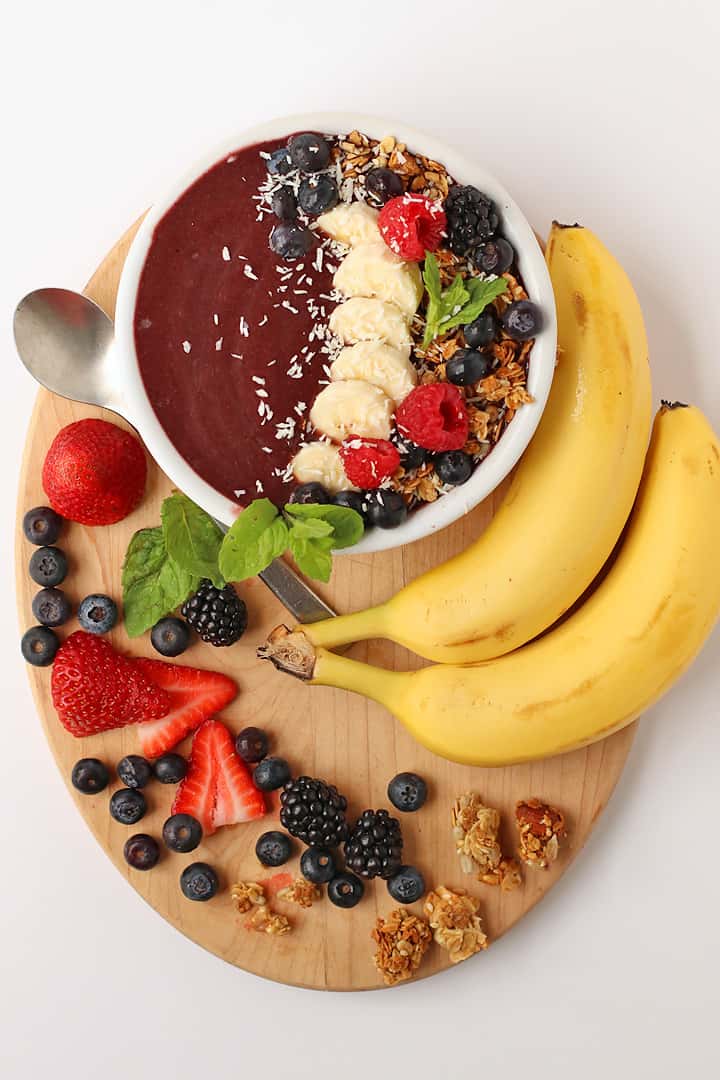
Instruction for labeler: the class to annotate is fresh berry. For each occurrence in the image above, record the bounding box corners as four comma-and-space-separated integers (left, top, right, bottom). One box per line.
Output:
502, 300, 542, 341
298, 175, 338, 216
71, 758, 110, 794
181, 580, 247, 647
396, 383, 469, 452
23, 506, 62, 545
332, 490, 368, 519
235, 726, 269, 764
378, 195, 446, 261
109, 788, 146, 825
269, 222, 313, 260
151, 617, 191, 657
445, 348, 491, 386
435, 450, 473, 486
344, 809, 403, 879
77, 594, 118, 635
398, 441, 429, 471
153, 753, 188, 784
387, 865, 425, 904
29, 546, 67, 587
31, 587, 71, 627
339, 437, 400, 489
162, 813, 202, 853
266, 146, 293, 176
172, 719, 265, 836
287, 133, 330, 172
253, 756, 291, 792
471, 237, 514, 276
42, 418, 146, 526
280, 776, 348, 847
180, 862, 219, 901
327, 872, 364, 909
123, 834, 160, 870
444, 185, 499, 255
117, 754, 153, 789
271, 187, 298, 220
464, 310, 498, 348
256, 830, 293, 867
387, 772, 428, 813
52, 632, 169, 737
289, 482, 330, 505
133, 657, 237, 758
21, 626, 60, 667
365, 490, 408, 530
365, 167, 403, 205
300, 846, 336, 884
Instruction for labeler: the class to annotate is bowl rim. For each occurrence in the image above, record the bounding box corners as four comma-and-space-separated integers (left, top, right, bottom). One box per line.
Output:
114, 111, 557, 555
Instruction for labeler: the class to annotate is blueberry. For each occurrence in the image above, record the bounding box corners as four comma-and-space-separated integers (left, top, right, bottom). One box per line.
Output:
23, 506, 62, 546
332, 490, 368, 520
289, 482, 330, 505
446, 348, 491, 386
269, 222, 313, 261
123, 834, 160, 871
365, 490, 408, 529
327, 872, 364, 909
386, 865, 425, 904
287, 133, 330, 173
162, 813, 203, 853
256, 830, 293, 867
21, 626, 59, 667
365, 167, 403, 204
78, 594, 118, 635
300, 846, 336, 884
435, 451, 473, 486
153, 753, 188, 784
235, 726, 269, 764
387, 772, 428, 813
117, 755, 153, 789
28, 546, 67, 587
398, 442, 429, 471
266, 146, 293, 176
471, 237, 514, 276
180, 862, 219, 901
71, 758, 110, 795
253, 757, 291, 791
271, 187, 298, 221
298, 175, 338, 216
502, 300, 542, 341
109, 788, 146, 825
463, 311, 498, 348
151, 617, 191, 657
31, 587, 71, 627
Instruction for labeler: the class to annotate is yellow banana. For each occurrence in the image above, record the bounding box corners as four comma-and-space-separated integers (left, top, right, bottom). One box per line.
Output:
260, 406, 720, 766
302, 224, 652, 662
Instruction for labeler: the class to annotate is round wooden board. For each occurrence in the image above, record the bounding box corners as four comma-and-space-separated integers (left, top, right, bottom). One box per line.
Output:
15, 222, 636, 991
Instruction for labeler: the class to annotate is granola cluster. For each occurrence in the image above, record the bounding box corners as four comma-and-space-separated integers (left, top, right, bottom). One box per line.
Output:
451, 792, 522, 891
423, 886, 488, 963
231, 881, 291, 936
371, 908, 433, 986
515, 799, 566, 869
277, 878, 322, 908
332, 130, 451, 202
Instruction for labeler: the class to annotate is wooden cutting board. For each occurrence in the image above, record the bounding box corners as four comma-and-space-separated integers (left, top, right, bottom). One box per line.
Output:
15, 221, 635, 990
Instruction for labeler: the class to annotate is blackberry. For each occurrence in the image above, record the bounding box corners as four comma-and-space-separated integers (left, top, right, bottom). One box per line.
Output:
344, 808, 403, 880
181, 579, 247, 646
279, 776, 348, 848
444, 185, 499, 255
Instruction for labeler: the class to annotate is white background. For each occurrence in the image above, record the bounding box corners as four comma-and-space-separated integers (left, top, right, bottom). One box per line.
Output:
3, 1, 719, 1076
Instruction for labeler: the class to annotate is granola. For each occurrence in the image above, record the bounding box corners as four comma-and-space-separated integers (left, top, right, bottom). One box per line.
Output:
423, 886, 488, 963
451, 792, 522, 891
231, 881, 292, 935
515, 799, 566, 869
277, 878, 322, 908
371, 908, 433, 986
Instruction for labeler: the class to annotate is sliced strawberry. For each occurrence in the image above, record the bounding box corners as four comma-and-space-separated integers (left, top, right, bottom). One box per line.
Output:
210, 721, 265, 827
133, 658, 237, 758
171, 720, 217, 835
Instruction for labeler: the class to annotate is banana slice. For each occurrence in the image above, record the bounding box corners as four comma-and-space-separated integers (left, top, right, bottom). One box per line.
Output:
316, 202, 380, 247
329, 297, 411, 349
291, 442, 355, 494
333, 242, 423, 317
310, 380, 394, 442
330, 342, 417, 407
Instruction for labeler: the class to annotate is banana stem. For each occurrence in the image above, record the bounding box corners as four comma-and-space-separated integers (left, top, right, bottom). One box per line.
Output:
303, 604, 388, 650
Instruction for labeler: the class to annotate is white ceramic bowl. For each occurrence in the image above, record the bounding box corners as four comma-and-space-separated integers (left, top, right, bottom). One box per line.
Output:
113, 113, 556, 555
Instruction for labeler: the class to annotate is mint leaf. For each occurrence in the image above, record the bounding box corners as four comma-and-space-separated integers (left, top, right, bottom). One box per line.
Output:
285, 503, 364, 550
421, 253, 509, 346
289, 533, 334, 583
440, 274, 470, 321
121, 527, 197, 637
161, 492, 225, 588
286, 516, 334, 541
422, 253, 443, 347
218, 498, 289, 582
442, 275, 508, 333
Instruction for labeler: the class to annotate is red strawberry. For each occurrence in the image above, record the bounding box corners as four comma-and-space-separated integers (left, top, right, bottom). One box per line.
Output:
52, 631, 169, 738
42, 418, 146, 526
339, 436, 400, 489
171, 719, 217, 834
133, 658, 237, 759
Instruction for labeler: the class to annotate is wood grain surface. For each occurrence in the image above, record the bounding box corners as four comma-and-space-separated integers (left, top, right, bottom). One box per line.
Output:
15, 222, 636, 990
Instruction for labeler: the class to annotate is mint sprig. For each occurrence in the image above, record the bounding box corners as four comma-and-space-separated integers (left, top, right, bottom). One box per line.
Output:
121, 526, 200, 637
422, 252, 508, 347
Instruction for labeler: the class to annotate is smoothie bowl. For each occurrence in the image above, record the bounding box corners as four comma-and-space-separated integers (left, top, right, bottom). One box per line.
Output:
114, 114, 556, 555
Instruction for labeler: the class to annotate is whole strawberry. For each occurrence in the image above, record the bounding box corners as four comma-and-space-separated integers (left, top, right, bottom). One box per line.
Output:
42, 418, 146, 526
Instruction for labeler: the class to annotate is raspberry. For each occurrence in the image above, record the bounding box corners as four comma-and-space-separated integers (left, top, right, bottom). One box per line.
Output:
395, 384, 469, 452
378, 195, 446, 261
339, 437, 400, 489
